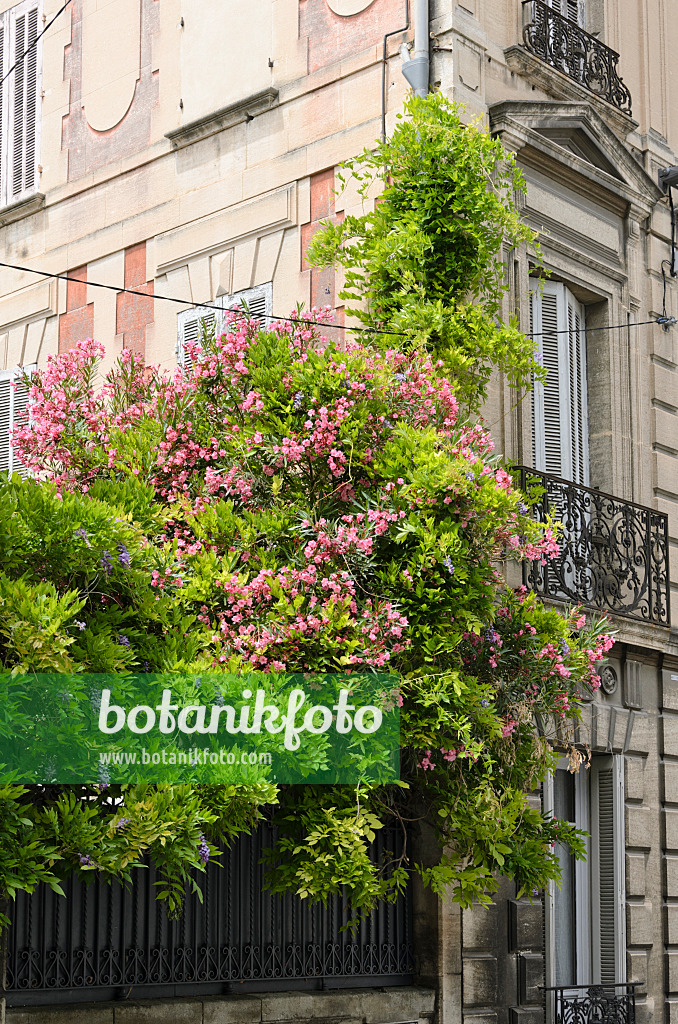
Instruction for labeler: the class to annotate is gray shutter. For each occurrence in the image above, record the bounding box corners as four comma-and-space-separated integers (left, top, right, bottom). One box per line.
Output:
566, 0, 586, 27
531, 282, 589, 484
531, 283, 563, 478
567, 294, 589, 486
596, 766, 616, 986
226, 283, 272, 322
591, 755, 626, 987
541, 289, 563, 478
9, 0, 41, 202
11, 368, 30, 476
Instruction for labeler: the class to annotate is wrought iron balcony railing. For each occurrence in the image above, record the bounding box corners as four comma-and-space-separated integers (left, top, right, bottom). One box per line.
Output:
515, 467, 670, 626
546, 983, 640, 1024
521, 0, 632, 115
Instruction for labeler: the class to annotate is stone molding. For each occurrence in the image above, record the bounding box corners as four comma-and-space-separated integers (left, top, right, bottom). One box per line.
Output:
6, 987, 436, 1024
0, 192, 45, 228
165, 89, 280, 151
504, 45, 638, 141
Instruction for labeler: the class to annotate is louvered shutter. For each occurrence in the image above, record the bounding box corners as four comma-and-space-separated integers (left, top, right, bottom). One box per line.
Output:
565, 0, 586, 27
223, 283, 273, 322
0, 19, 6, 206
7, 0, 41, 204
176, 306, 221, 374
567, 294, 589, 486
176, 283, 273, 371
531, 281, 589, 485
0, 373, 11, 473
591, 755, 625, 986
543, 764, 592, 989
0, 365, 33, 476
531, 283, 563, 477
547, 0, 585, 25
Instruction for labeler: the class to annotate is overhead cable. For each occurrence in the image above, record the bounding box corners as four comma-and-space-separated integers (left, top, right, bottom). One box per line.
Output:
0, 259, 673, 338
0, 0, 72, 88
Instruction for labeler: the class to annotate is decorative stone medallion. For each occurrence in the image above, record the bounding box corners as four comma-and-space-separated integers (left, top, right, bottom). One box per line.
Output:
600, 665, 618, 696
326, 0, 377, 15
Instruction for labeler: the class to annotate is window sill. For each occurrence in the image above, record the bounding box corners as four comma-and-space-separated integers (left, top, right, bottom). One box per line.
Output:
165, 88, 280, 152
0, 191, 46, 227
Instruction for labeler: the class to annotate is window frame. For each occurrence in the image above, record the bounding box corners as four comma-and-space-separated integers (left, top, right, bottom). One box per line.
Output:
543, 753, 626, 1018
0, 0, 42, 209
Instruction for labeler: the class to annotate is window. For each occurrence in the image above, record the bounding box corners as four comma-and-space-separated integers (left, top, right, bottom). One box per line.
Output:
0, 364, 33, 476
544, 756, 625, 995
530, 280, 590, 486
176, 283, 273, 373
0, 0, 42, 209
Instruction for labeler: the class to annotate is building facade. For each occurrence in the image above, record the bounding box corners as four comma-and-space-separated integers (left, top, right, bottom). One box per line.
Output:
1, 2, 678, 1024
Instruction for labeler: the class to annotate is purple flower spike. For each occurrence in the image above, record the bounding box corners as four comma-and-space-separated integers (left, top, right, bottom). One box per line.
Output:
198, 834, 210, 865
117, 543, 131, 567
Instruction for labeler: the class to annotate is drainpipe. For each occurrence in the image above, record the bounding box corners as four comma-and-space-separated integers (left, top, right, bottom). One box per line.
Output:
401, 0, 429, 97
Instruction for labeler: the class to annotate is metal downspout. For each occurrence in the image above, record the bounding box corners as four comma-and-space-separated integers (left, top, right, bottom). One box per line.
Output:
401, 0, 429, 97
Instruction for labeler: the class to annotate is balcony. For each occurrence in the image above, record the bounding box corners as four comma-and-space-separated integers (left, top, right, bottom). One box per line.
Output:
515, 468, 671, 627
520, 0, 632, 115
546, 983, 640, 1024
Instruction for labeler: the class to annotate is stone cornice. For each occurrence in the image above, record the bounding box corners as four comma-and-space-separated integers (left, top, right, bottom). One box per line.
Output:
0, 191, 45, 228
165, 88, 279, 151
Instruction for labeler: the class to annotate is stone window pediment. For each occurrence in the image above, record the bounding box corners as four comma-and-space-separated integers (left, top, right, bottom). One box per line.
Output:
489, 101, 663, 216
533, 125, 621, 178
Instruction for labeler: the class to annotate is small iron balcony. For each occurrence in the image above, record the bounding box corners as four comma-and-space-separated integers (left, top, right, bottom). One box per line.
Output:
521, 0, 632, 115
545, 983, 640, 1024
515, 467, 671, 626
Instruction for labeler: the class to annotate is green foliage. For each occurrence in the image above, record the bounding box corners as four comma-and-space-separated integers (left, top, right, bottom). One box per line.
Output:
306, 92, 542, 412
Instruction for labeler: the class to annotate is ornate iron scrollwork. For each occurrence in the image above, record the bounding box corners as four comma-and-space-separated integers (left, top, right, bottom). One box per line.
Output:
516, 467, 670, 626
548, 983, 640, 1024
521, 0, 632, 114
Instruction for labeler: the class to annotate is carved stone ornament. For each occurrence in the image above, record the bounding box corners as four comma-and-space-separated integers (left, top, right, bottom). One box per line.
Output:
600, 665, 618, 696
326, 0, 377, 15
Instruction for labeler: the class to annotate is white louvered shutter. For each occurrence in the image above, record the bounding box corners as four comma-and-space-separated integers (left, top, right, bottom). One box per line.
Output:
591, 756, 625, 987
0, 365, 33, 476
222, 283, 273, 322
0, 18, 6, 207
176, 306, 220, 374
531, 281, 589, 485
176, 283, 273, 371
0, 373, 11, 473
7, 0, 41, 205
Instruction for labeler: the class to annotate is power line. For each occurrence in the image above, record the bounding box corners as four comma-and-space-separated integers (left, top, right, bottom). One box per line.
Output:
0, 260, 408, 336
0, 259, 673, 338
0, 0, 72, 89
